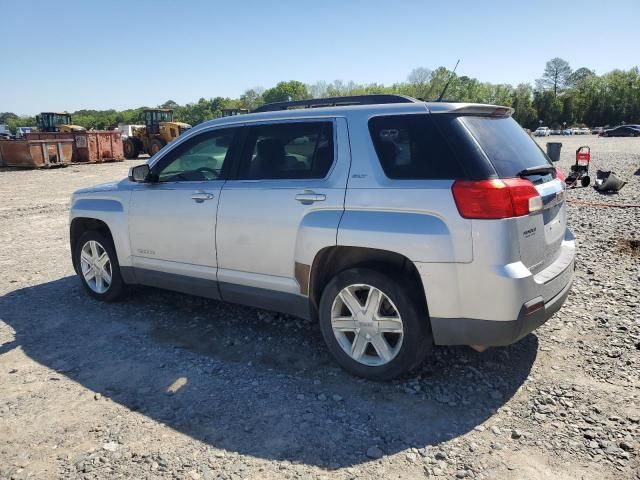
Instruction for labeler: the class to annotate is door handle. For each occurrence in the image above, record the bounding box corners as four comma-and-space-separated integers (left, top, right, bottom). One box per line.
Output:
295, 191, 326, 204
191, 191, 214, 203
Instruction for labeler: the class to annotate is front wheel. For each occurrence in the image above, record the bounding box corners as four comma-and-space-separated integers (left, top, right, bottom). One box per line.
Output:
318, 268, 432, 381
74, 230, 125, 301
123, 138, 140, 159
148, 138, 166, 156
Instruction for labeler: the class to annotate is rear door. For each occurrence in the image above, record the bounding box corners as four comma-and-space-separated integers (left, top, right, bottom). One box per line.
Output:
459, 116, 566, 274
216, 118, 347, 304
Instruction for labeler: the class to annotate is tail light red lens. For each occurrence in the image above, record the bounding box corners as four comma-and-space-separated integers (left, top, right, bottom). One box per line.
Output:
555, 167, 566, 182
452, 178, 541, 219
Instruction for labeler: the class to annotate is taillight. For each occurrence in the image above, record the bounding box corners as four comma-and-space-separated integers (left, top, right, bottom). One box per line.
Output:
555, 167, 566, 182
452, 178, 542, 219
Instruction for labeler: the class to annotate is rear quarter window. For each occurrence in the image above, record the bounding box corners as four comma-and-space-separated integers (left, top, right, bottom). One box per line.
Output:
459, 116, 551, 178
368, 114, 464, 180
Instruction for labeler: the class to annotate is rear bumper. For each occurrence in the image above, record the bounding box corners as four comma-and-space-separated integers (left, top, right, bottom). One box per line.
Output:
431, 268, 573, 346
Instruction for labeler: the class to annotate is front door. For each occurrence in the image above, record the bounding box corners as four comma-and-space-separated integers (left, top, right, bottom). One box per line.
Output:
128, 127, 240, 294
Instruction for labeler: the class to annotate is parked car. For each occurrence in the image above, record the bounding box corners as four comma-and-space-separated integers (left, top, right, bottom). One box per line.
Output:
591, 127, 604, 135
562, 128, 573, 135
69, 95, 575, 380
600, 125, 640, 137
534, 126, 550, 136
550, 129, 562, 135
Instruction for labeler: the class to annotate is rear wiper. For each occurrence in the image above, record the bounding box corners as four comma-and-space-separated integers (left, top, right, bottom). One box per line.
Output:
517, 165, 555, 177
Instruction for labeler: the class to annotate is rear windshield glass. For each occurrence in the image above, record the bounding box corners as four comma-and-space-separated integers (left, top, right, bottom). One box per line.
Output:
460, 116, 551, 177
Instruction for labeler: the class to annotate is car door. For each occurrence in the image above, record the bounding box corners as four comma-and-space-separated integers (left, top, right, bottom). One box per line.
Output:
128, 126, 241, 297
216, 118, 349, 312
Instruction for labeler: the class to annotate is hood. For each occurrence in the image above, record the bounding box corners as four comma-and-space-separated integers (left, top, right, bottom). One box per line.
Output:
73, 178, 129, 195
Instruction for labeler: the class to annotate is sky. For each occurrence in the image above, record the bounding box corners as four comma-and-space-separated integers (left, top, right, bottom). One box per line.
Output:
2, 0, 639, 115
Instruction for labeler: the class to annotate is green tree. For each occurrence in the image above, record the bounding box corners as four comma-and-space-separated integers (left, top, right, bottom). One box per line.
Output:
511, 84, 537, 129
239, 87, 264, 110
537, 58, 573, 96
262, 81, 309, 104
406, 67, 432, 98
533, 90, 563, 125
568, 67, 595, 88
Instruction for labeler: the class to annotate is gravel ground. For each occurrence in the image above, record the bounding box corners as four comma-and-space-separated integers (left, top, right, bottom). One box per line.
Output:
0, 136, 638, 480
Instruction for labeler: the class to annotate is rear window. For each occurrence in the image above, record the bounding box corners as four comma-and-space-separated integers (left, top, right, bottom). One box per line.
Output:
460, 116, 551, 178
369, 114, 464, 180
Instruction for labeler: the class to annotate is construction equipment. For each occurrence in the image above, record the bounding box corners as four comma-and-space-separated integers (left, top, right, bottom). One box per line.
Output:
566, 146, 591, 188
123, 109, 191, 159
36, 112, 85, 133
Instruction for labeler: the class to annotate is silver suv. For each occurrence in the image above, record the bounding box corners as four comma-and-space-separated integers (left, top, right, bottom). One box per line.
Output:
69, 95, 575, 380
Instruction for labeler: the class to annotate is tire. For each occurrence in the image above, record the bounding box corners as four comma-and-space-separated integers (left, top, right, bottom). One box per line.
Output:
148, 138, 166, 156
318, 267, 432, 381
123, 138, 140, 159
581, 175, 591, 187
74, 230, 125, 302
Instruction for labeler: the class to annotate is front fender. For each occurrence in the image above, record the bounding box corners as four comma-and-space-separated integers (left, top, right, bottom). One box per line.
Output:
70, 195, 132, 267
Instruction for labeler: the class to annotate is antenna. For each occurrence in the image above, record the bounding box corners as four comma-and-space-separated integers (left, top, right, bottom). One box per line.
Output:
436, 59, 460, 102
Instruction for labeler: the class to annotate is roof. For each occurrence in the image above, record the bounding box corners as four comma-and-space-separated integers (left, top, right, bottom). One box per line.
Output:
185, 96, 512, 136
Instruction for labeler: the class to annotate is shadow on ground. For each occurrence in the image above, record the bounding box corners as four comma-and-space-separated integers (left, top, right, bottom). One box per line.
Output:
0, 277, 538, 468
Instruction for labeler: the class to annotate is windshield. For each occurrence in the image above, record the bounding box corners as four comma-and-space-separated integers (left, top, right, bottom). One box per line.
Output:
145, 110, 174, 124
460, 116, 551, 178
158, 111, 172, 122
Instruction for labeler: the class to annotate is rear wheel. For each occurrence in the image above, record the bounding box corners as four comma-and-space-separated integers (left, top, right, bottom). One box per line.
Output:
318, 268, 432, 381
148, 138, 166, 156
74, 230, 125, 301
123, 138, 140, 159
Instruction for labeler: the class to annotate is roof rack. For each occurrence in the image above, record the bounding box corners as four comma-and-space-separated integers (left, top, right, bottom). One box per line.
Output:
252, 94, 418, 113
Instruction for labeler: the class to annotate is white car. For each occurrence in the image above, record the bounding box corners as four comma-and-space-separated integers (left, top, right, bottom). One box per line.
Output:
534, 127, 550, 137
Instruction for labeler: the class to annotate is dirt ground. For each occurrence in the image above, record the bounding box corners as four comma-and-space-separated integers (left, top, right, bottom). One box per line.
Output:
0, 136, 638, 480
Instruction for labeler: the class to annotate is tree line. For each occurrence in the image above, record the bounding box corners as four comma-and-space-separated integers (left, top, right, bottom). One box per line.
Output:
1, 58, 638, 132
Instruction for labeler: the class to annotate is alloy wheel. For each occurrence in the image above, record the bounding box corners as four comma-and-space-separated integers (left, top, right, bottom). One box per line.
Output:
80, 240, 112, 294
330, 284, 404, 366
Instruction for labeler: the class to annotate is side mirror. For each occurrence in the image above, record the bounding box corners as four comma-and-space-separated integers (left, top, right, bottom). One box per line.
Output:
129, 164, 150, 182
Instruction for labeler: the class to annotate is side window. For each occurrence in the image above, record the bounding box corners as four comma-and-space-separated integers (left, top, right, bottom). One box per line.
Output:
368, 114, 464, 179
155, 128, 237, 182
237, 121, 334, 180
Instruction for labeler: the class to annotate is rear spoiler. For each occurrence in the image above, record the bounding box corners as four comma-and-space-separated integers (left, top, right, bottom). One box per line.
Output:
428, 104, 514, 117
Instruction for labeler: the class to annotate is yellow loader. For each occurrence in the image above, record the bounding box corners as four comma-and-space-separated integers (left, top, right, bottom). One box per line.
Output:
123, 109, 191, 159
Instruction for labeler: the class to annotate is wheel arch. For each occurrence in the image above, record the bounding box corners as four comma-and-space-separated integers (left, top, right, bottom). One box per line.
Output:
70, 217, 116, 274
308, 246, 428, 323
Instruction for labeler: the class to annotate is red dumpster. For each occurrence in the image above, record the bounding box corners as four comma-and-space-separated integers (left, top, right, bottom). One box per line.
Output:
25, 131, 124, 163
0, 138, 74, 168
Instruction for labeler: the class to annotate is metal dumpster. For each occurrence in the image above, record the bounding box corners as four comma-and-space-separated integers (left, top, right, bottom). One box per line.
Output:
76, 131, 124, 163
0, 139, 74, 168
25, 131, 124, 163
